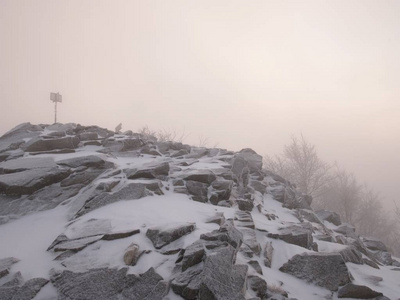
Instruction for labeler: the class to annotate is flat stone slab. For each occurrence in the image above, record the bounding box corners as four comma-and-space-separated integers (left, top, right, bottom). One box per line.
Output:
146, 222, 195, 249
279, 252, 351, 291
75, 183, 148, 217
53, 235, 104, 252
338, 283, 383, 298
0, 167, 70, 195
0, 157, 56, 173
182, 170, 217, 184
57, 155, 106, 168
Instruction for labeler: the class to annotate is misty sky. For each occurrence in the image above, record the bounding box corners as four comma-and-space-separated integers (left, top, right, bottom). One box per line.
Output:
1, 0, 399, 208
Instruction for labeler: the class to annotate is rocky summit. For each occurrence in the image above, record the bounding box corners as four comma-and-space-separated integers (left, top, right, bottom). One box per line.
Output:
0, 122, 399, 300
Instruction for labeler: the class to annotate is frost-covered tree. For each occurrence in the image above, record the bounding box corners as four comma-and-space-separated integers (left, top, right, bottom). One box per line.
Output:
264, 135, 333, 202
320, 168, 362, 223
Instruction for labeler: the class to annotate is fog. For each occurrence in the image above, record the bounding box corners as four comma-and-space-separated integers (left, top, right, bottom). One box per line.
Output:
1, 0, 399, 209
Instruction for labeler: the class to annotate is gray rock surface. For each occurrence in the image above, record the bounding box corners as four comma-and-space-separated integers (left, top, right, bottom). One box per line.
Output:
122, 267, 169, 300
75, 183, 148, 217
24, 136, 80, 152
183, 170, 216, 185
53, 235, 104, 252
236, 199, 254, 212
279, 252, 351, 291
186, 180, 209, 203
198, 246, 248, 300
363, 238, 388, 252
268, 225, 313, 249
123, 243, 142, 266
200, 220, 243, 249
57, 155, 106, 168
263, 241, 274, 268
125, 162, 169, 179
0, 166, 70, 195
51, 268, 128, 300
338, 283, 383, 298
316, 210, 342, 226
146, 222, 196, 249
11, 277, 49, 300
340, 246, 364, 264
235, 148, 263, 173
247, 275, 268, 299
0, 257, 19, 279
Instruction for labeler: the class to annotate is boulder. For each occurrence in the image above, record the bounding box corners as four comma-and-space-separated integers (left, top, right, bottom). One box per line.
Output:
282, 188, 311, 210
122, 267, 169, 300
0, 166, 70, 195
0, 123, 43, 154
205, 212, 225, 226
57, 155, 105, 168
248, 260, 263, 275
2, 271, 23, 287
239, 228, 261, 255
23, 136, 80, 152
8, 277, 49, 300
78, 132, 98, 141
120, 138, 145, 151
75, 183, 148, 217
340, 246, 363, 264
263, 242, 274, 268
279, 252, 351, 291
52, 235, 104, 252
171, 263, 204, 299
74, 124, 114, 138
371, 250, 393, 266
297, 209, 322, 225
60, 168, 104, 187
186, 180, 209, 203
181, 239, 228, 272
200, 221, 243, 249
125, 162, 169, 180
236, 199, 254, 212
0, 157, 56, 173
0, 257, 19, 279
268, 225, 313, 249
363, 238, 388, 252
316, 210, 342, 226
51, 268, 128, 300
247, 275, 268, 299
198, 246, 248, 300
363, 258, 380, 269
338, 283, 383, 298
124, 243, 142, 266
157, 141, 190, 154
211, 180, 233, 203
235, 148, 263, 173
335, 224, 357, 239
231, 156, 249, 186
183, 170, 216, 185
250, 180, 267, 194
268, 185, 286, 202
146, 222, 195, 249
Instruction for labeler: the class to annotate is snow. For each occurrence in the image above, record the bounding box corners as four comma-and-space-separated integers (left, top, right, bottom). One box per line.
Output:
1, 140, 400, 299
0, 205, 69, 281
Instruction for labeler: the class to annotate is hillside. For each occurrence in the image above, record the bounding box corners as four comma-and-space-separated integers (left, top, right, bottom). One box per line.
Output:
0, 122, 399, 300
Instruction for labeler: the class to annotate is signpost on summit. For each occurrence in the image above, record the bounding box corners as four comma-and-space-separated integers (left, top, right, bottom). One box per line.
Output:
50, 92, 62, 124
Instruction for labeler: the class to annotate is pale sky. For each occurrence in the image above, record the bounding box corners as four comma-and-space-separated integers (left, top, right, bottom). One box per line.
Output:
1, 0, 399, 208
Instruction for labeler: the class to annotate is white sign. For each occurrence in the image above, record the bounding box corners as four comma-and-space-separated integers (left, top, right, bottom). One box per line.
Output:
50, 92, 62, 102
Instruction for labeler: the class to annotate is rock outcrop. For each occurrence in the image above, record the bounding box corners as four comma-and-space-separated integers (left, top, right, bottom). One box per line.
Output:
0, 122, 399, 300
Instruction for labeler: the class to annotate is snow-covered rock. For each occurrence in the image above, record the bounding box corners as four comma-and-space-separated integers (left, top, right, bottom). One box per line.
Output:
0, 123, 398, 300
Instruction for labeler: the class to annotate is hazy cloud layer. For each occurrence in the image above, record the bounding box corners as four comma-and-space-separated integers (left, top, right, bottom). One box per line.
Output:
1, 0, 399, 208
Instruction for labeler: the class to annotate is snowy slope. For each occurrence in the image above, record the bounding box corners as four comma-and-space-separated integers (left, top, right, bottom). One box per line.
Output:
0, 123, 399, 300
